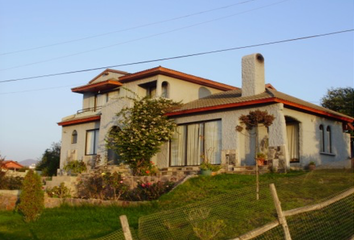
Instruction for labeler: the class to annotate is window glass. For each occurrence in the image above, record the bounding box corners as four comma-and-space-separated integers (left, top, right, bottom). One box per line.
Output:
319, 125, 324, 152
326, 126, 332, 153
71, 130, 78, 144
86, 129, 99, 155
162, 81, 169, 98
170, 120, 221, 166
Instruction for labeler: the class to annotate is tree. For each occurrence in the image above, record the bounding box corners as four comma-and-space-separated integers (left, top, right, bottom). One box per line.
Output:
18, 170, 44, 222
321, 87, 354, 117
239, 109, 275, 200
106, 96, 181, 175
36, 142, 61, 176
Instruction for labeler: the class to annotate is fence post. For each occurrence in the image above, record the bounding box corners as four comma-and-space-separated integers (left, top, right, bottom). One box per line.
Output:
269, 184, 292, 240
120, 215, 133, 240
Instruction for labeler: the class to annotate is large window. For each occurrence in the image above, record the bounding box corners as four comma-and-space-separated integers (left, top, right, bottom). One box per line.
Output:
319, 124, 325, 152
326, 126, 332, 153
86, 129, 99, 155
170, 120, 221, 166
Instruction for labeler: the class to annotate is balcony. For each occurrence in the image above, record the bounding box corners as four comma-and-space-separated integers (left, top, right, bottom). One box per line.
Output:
77, 106, 102, 114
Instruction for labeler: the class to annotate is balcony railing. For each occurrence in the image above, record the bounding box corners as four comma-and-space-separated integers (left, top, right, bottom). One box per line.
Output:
77, 106, 102, 114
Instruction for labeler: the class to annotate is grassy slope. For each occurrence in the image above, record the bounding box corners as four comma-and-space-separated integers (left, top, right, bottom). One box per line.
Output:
0, 169, 353, 240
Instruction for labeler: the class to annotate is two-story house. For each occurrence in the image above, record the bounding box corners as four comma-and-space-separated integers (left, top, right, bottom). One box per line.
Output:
58, 66, 236, 169
58, 53, 353, 172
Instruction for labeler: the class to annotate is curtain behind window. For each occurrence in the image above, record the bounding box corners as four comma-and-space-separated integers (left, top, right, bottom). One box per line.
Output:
204, 121, 222, 164
171, 126, 186, 166
187, 123, 203, 165
286, 124, 299, 162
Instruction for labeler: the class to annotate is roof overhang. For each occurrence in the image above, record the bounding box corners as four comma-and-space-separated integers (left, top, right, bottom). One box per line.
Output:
120, 66, 237, 91
72, 80, 122, 93
167, 97, 354, 123
58, 115, 101, 126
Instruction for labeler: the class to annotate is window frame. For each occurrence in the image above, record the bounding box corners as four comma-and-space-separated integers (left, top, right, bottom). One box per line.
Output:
169, 119, 222, 167
71, 130, 78, 144
85, 129, 99, 155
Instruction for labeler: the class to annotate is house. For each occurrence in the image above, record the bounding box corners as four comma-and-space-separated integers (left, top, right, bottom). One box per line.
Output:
1, 160, 24, 171
58, 53, 353, 172
58, 66, 236, 169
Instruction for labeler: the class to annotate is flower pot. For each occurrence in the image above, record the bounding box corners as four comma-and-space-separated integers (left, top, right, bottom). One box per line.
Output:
200, 169, 212, 176
257, 159, 265, 166
308, 164, 316, 171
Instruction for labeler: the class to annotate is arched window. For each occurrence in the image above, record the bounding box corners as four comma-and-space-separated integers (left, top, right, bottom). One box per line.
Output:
71, 130, 78, 144
162, 81, 169, 98
198, 87, 211, 99
326, 126, 332, 153
319, 125, 324, 152
107, 126, 121, 165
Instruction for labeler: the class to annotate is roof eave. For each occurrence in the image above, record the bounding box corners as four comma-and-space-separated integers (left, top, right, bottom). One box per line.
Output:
58, 115, 101, 126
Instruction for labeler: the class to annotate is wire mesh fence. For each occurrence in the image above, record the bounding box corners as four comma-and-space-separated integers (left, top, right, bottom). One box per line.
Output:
94, 182, 354, 240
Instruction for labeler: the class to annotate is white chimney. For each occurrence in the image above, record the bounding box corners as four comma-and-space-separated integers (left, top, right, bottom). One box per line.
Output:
242, 53, 265, 97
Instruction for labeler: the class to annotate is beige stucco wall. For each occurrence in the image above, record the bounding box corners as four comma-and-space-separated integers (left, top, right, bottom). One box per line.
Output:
59, 121, 100, 169
74, 75, 227, 168
283, 108, 351, 168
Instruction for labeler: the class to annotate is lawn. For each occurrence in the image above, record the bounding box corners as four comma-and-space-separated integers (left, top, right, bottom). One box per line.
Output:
0, 169, 353, 240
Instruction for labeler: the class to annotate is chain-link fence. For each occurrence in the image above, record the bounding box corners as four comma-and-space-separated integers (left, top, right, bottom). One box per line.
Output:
94, 183, 354, 240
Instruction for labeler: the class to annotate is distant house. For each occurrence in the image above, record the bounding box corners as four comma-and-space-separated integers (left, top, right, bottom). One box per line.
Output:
58, 53, 353, 172
1, 160, 24, 171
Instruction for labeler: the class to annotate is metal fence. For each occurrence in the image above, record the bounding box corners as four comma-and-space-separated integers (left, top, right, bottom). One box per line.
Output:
94, 181, 354, 240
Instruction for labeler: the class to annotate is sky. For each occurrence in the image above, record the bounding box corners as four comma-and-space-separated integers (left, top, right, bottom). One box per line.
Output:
0, 0, 353, 162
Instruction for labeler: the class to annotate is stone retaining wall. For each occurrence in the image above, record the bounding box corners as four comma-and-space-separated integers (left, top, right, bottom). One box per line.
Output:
0, 190, 147, 211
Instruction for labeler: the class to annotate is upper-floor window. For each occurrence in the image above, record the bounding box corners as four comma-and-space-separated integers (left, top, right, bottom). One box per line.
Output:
139, 81, 157, 98
161, 81, 169, 98
198, 87, 211, 99
71, 130, 78, 144
86, 129, 99, 155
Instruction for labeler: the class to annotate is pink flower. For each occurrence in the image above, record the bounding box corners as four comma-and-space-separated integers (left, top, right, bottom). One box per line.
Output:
120, 180, 123, 184
141, 183, 146, 187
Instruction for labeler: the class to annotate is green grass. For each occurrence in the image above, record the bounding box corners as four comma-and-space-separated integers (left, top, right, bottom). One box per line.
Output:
0, 169, 353, 240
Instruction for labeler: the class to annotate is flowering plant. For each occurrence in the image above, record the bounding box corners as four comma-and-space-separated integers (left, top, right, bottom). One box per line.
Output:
106, 94, 181, 175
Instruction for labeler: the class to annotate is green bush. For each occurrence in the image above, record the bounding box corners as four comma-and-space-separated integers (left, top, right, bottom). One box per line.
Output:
128, 181, 175, 201
0, 175, 23, 190
77, 171, 128, 200
18, 170, 44, 222
46, 182, 71, 198
64, 160, 87, 175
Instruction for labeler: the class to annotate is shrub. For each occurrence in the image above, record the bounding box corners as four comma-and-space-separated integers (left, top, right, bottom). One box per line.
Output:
18, 170, 44, 222
46, 182, 71, 198
0, 175, 23, 190
64, 160, 87, 175
77, 171, 128, 200
128, 181, 175, 201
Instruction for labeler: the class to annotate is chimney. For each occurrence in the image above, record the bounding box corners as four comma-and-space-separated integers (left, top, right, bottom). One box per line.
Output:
242, 53, 265, 97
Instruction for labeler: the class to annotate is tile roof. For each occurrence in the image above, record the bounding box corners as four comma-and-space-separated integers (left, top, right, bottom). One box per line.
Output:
168, 87, 353, 123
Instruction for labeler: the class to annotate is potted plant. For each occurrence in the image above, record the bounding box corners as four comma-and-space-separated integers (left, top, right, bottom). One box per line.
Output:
308, 161, 316, 171
256, 153, 266, 166
63, 159, 87, 176
199, 162, 221, 176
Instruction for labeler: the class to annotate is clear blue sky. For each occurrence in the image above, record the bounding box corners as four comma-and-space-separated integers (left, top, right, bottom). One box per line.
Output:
0, 0, 353, 162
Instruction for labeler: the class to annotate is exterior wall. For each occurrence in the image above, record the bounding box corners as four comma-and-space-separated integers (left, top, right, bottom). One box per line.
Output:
64, 75, 225, 168
283, 108, 351, 168
160, 103, 286, 168
59, 121, 100, 169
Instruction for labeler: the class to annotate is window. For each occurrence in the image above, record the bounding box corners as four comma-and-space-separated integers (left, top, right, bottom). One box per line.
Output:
319, 125, 325, 152
326, 126, 332, 153
170, 120, 221, 166
107, 126, 121, 165
86, 129, 99, 155
71, 130, 78, 144
139, 81, 157, 98
198, 87, 211, 99
161, 81, 169, 98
